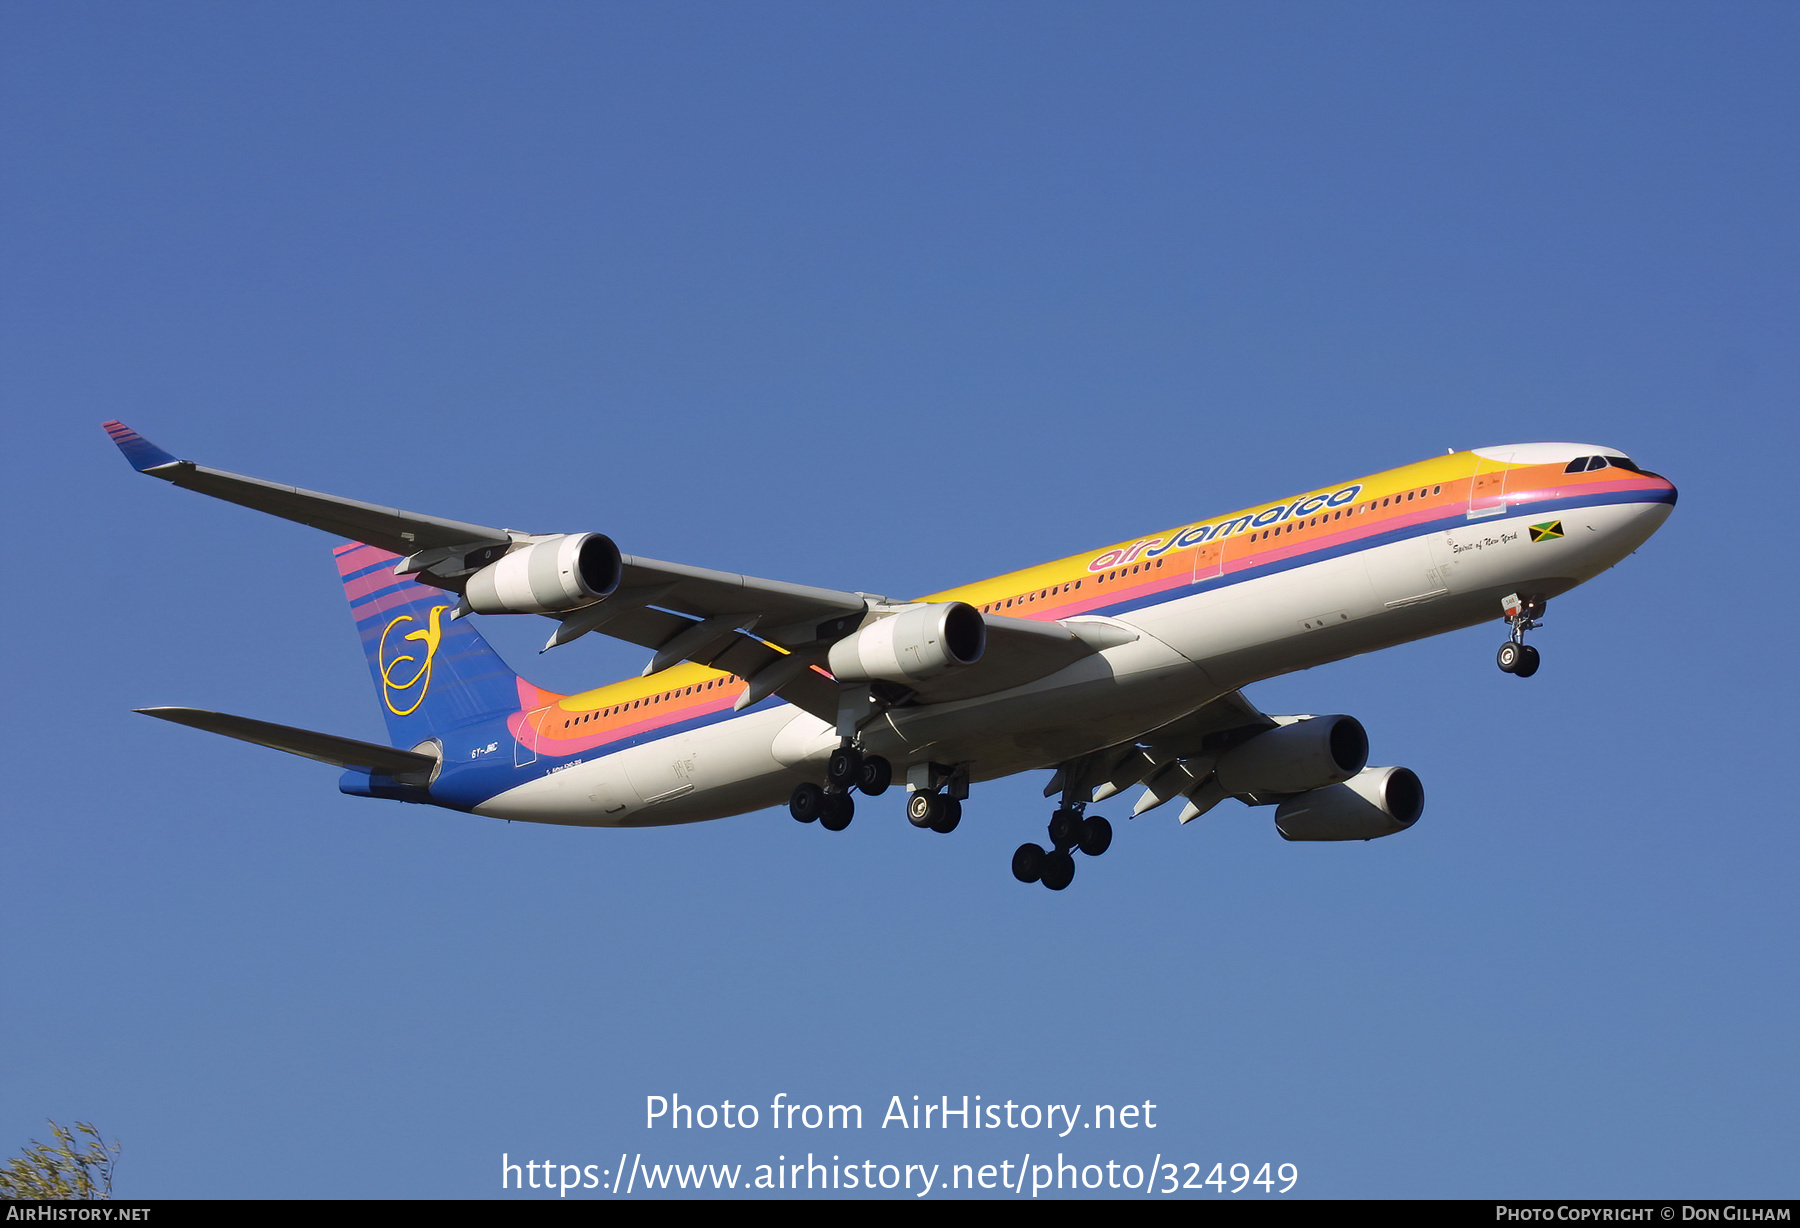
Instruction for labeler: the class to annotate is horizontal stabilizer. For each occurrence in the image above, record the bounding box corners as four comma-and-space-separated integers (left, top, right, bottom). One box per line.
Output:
136, 707, 438, 776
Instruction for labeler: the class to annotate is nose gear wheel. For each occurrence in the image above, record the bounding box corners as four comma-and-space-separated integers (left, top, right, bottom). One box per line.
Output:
1496, 593, 1546, 678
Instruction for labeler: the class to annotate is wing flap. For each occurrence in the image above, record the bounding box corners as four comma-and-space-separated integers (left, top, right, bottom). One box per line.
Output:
617, 556, 868, 641
1057, 690, 1279, 810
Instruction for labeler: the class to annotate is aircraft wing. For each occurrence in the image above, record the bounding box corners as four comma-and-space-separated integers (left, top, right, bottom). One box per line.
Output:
901, 613, 1135, 703
1050, 690, 1282, 819
104, 421, 515, 556
104, 420, 870, 646
105, 422, 1109, 718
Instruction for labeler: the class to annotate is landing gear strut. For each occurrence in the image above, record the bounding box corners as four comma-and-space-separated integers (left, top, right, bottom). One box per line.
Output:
1496, 593, 1545, 678
1012, 805, 1114, 891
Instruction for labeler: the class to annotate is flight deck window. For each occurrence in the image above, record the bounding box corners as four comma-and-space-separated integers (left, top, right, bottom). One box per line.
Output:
1604, 455, 1641, 472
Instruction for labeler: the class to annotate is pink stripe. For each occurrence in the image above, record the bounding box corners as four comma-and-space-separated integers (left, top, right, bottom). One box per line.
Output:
335, 543, 393, 575
351, 586, 435, 623
519, 694, 741, 753
344, 569, 414, 604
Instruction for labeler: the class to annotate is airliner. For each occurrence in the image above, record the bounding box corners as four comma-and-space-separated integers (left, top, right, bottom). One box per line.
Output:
106, 423, 1676, 891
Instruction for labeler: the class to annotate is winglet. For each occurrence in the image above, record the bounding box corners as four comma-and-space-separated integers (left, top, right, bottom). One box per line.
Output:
101, 420, 180, 472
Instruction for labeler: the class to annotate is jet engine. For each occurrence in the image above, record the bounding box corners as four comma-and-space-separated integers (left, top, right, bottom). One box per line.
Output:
463, 533, 622, 615
1213, 715, 1369, 795
827, 602, 985, 684
1273, 766, 1424, 841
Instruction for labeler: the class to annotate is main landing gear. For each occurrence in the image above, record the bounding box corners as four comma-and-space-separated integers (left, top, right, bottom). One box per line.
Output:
1496, 592, 1545, 679
789, 742, 892, 833
903, 760, 968, 835
906, 790, 962, 834
1012, 806, 1114, 892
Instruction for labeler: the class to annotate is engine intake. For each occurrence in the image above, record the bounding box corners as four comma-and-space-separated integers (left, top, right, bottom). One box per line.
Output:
464, 533, 621, 615
827, 602, 985, 685
1273, 766, 1424, 841
1214, 715, 1369, 795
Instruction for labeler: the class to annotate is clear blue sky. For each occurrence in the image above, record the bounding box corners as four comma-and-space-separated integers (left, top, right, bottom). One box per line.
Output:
3, 2, 1795, 1198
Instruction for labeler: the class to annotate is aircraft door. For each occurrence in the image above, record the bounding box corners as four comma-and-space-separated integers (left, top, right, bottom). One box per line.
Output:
1364, 534, 1448, 608
1468, 450, 1513, 521
515, 706, 554, 767
625, 736, 700, 806
1189, 541, 1223, 584
1426, 530, 1463, 594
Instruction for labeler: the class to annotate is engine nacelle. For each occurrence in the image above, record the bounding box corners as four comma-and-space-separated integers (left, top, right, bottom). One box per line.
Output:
1214, 715, 1369, 795
1273, 766, 1424, 841
827, 602, 985, 685
463, 533, 621, 615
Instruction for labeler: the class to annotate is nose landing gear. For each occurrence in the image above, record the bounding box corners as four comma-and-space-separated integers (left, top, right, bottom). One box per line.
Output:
1496, 593, 1545, 678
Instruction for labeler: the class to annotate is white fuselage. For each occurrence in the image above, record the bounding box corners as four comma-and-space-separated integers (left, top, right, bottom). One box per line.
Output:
473, 494, 1671, 828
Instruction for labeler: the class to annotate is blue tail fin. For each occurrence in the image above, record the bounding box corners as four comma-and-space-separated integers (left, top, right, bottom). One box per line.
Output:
334, 542, 525, 746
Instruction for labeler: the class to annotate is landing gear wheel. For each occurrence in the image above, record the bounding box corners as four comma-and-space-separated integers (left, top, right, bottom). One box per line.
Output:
1048, 807, 1083, 849
857, 755, 892, 796
789, 781, 824, 823
1496, 641, 1522, 674
906, 791, 940, 829
1512, 643, 1541, 678
929, 796, 962, 834
1012, 843, 1046, 883
1077, 815, 1113, 857
819, 791, 854, 831
826, 746, 864, 791
1040, 850, 1076, 891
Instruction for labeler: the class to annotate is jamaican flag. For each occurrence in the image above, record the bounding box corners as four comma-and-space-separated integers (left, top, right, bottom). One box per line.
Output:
1529, 520, 1564, 543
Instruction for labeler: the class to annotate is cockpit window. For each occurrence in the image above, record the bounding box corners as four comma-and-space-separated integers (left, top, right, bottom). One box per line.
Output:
1602, 455, 1640, 473
1586, 455, 1611, 471
1565, 457, 1593, 473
